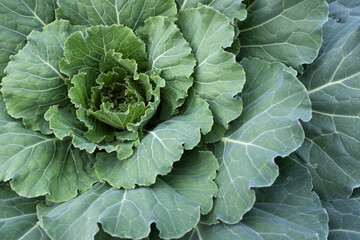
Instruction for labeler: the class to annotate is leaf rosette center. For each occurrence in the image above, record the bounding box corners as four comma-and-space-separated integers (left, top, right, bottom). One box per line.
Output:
55, 25, 166, 152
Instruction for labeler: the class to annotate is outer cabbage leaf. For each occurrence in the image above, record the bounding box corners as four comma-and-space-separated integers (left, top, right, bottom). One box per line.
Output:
321, 1, 360, 55
238, 0, 328, 72
293, 9, 360, 200
180, 158, 328, 240
203, 57, 311, 224
0, 183, 49, 240
0, 0, 55, 78
176, 0, 247, 22
38, 150, 218, 240
136, 16, 196, 119
95, 91, 213, 189
323, 197, 360, 240
1, 20, 83, 134
0, 95, 98, 202
56, 0, 177, 30
327, 0, 360, 23
178, 5, 245, 129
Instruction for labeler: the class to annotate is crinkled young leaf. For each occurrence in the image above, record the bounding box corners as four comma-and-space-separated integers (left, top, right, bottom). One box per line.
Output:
45, 105, 95, 151
238, 0, 328, 72
56, 0, 177, 30
323, 197, 360, 240
88, 67, 164, 134
99, 49, 140, 77
0, 0, 55, 78
136, 16, 196, 119
178, 5, 245, 129
95, 91, 213, 189
293, 12, 360, 200
0, 183, 49, 240
203, 58, 311, 224
177, 0, 247, 22
44, 105, 134, 160
88, 70, 147, 130
60, 24, 147, 77
68, 69, 98, 110
0, 95, 98, 202
181, 158, 328, 240
38, 150, 218, 240
1, 20, 83, 134
66, 54, 163, 142
67, 69, 117, 143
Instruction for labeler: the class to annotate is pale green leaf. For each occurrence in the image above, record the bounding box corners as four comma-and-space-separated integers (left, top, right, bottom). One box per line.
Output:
178, 5, 245, 128
38, 150, 218, 239
77, 107, 117, 144
238, 0, 328, 72
180, 158, 328, 240
87, 70, 148, 130
177, 0, 247, 22
1, 20, 83, 134
0, 95, 98, 202
60, 25, 147, 77
68, 69, 118, 143
203, 58, 311, 224
95, 91, 213, 189
0, 183, 49, 240
0, 0, 55, 78
56, 0, 177, 29
323, 197, 360, 240
136, 16, 196, 119
66, 52, 163, 142
99, 49, 139, 75
293, 8, 360, 200
44, 105, 135, 159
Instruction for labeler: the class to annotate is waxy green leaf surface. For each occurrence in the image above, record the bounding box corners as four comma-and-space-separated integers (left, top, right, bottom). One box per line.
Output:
294, 2, 360, 200
176, 0, 247, 22
0, 0, 56, 78
204, 58, 311, 224
1, 20, 83, 134
0, 183, 49, 240
181, 158, 328, 240
38, 150, 218, 239
95, 92, 213, 189
56, 0, 177, 29
323, 196, 360, 240
0, 95, 98, 202
238, 0, 328, 72
136, 16, 196, 119
178, 5, 245, 128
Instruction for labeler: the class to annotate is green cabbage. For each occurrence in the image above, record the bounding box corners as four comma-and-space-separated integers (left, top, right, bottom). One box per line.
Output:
2, 0, 357, 239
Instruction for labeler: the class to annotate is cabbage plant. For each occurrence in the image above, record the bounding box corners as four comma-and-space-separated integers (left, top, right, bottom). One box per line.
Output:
0, 0, 359, 239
